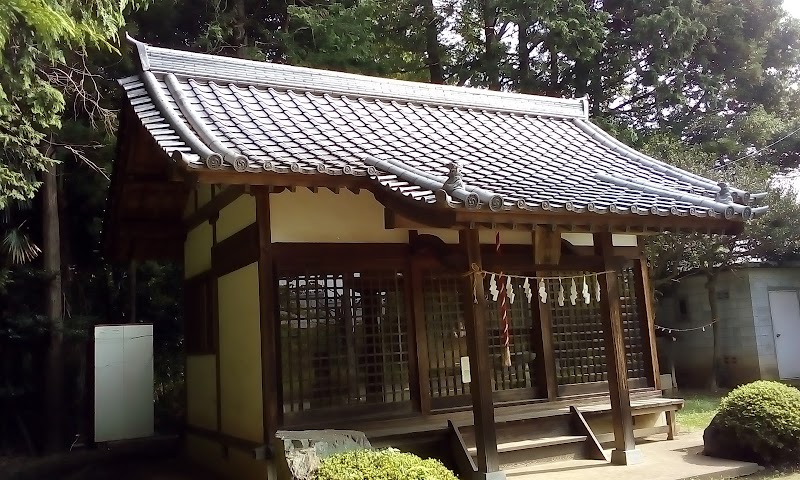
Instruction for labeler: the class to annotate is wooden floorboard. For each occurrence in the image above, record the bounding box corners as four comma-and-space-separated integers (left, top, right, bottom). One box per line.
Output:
281, 390, 681, 440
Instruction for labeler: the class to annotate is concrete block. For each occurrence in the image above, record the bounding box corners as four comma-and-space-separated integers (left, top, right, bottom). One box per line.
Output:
611, 448, 644, 466
473, 471, 507, 480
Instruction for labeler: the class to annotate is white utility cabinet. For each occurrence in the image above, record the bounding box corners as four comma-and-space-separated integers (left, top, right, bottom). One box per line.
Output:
94, 324, 154, 442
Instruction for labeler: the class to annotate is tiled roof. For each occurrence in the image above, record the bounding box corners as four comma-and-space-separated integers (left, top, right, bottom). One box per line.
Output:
122, 36, 763, 223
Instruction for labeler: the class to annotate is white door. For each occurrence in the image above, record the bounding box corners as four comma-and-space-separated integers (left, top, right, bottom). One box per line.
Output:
768, 290, 800, 379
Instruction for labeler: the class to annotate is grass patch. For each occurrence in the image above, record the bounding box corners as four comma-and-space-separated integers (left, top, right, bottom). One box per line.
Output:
675, 391, 725, 433
747, 470, 800, 479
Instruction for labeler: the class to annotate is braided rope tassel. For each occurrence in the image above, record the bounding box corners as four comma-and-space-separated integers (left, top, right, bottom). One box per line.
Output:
496, 233, 512, 367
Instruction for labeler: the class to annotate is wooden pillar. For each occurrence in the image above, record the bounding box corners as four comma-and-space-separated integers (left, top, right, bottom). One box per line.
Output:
409, 259, 432, 414
533, 275, 557, 401
594, 233, 641, 465
255, 189, 280, 444
459, 230, 504, 479
633, 255, 661, 390
531, 232, 558, 400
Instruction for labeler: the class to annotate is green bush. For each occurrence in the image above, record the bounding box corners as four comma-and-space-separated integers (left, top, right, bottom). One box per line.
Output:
315, 448, 458, 480
713, 381, 800, 464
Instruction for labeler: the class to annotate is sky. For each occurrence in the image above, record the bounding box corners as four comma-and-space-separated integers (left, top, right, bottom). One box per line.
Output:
785, 0, 800, 18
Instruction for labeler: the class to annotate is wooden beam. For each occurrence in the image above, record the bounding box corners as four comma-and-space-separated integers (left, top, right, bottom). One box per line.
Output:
634, 256, 661, 390
533, 227, 561, 264
184, 185, 245, 230
255, 188, 280, 443
455, 210, 743, 236
594, 232, 641, 465
381, 198, 458, 230
210, 218, 224, 456
459, 229, 501, 476
211, 223, 259, 277
534, 270, 558, 401
570, 406, 609, 461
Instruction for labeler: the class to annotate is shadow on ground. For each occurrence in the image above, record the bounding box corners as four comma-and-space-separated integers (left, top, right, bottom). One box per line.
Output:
1, 437, 220, 480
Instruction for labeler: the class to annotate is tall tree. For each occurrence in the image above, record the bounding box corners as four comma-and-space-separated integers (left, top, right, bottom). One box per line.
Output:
1, 0, 147, 451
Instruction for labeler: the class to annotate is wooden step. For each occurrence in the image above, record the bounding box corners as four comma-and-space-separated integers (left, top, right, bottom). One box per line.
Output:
468, 434, 589, 467
460, 414, 573, 446
595, 425, 670, 444
468, 435, 587, 455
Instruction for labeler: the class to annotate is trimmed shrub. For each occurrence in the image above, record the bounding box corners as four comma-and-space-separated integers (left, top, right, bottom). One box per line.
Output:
315, 448, 458, 480
704, 381, 800, 465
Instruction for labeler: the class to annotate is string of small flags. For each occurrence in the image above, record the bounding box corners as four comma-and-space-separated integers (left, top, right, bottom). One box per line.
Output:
468, 264, 617, 307
655, 320, 718, 341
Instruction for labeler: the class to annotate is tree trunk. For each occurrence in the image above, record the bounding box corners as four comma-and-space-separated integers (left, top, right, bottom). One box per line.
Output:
43, 164, 64, 452
706, 273, 721, 390
422, 0, 444, 84
517, 16, 531, 93
548, 42, 559, 93
233, 0, 248, 58
482, 0, 500, 90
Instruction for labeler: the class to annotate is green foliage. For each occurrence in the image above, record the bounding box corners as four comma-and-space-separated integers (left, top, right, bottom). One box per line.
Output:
0, 0, 145, 209
283, 0, 428, 79
642, 133, 800, 290
316, 449, 458, 480
716, 381, 800, 464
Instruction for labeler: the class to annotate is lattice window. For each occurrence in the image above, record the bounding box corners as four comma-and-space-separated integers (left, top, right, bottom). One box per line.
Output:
546, 268, 647, 385
619, 267, 647, 380
423, 271, 538, 398
422, 272, 470, 399
484, 275, 536, 392
278, 269, 410, 414
545, 273, 607, 385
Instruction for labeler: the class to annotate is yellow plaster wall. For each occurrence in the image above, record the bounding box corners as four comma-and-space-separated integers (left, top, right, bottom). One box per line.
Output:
184, 189, 197, 218
270, 188, 408, 243
217, 262, 263, 443
217, 194, 256, 242
197, 184, 213, 208
186, 355, 217, 430
184, 222, 212, 279
267, 187, 641, 249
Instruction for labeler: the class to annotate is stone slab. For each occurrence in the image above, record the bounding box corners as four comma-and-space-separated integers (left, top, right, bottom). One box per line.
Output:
501, 432, 762, 480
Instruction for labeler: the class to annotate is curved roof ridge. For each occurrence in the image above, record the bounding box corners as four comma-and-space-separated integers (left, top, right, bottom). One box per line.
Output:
595, 172, 753, 220
126, 35, 588, 120
574, 119, 750, 202
138, 71, 220, 165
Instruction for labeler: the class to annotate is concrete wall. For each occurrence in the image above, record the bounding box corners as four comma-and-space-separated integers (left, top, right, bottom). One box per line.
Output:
746, 268, 800, 379
656, 271, 759, 387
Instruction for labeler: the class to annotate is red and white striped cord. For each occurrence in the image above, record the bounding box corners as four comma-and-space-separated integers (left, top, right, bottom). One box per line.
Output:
496, 233, 512, 367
